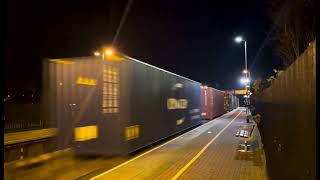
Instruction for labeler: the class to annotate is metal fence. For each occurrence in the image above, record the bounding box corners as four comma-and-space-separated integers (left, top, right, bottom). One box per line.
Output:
4, 104, 49, 133
254, 41, 316, 180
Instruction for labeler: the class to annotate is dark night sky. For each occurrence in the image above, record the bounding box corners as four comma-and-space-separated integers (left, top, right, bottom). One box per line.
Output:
5, 0, 282, 95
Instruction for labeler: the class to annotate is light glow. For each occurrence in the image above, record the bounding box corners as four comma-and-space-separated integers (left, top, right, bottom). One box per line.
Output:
105, 49, 113, 56
242, 69, 248, 74
235, 36, 243, 43
240, 77, 250, 85
94, 51, 100, 56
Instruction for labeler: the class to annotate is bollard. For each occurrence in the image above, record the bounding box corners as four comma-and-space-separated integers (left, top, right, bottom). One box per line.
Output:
244, 141, 248, 152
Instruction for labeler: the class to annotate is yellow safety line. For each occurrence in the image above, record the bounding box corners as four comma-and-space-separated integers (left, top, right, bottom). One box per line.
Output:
171, 110, 243, 180
90, 108, 240, 180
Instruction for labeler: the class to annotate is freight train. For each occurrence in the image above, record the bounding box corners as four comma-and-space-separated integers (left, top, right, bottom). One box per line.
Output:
43, 52, 238, 156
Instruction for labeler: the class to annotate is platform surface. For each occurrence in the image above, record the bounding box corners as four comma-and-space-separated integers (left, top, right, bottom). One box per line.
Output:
4, 128, 56, 145
90, 108, 268, 180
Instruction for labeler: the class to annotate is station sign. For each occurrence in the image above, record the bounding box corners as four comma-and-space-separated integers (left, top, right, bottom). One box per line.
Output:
225, 89, 249, 95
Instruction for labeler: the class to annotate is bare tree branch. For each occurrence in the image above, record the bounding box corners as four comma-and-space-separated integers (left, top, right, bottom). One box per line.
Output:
267, 0, 315, 68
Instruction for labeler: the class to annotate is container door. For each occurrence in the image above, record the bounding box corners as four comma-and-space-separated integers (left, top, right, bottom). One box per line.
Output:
72, 59, 102, 153
46, 59, 76, 150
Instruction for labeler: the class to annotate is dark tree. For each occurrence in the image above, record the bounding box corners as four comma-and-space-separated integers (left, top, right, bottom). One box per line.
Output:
267, 0, 316, 67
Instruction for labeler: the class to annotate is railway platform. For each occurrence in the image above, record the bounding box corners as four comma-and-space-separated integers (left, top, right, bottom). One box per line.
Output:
88, 107, 268, 180
4, 128, 57, 163
4, 128, 56, 146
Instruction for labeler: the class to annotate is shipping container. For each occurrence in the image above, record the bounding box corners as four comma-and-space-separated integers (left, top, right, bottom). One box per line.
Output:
224, 93, 239, 112
42, 54, 202, 156
212, 88, 225, 118
201, 86, 225, 119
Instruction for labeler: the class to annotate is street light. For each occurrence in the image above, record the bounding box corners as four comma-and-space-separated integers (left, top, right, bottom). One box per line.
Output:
234, 35, 249, 88
234, 36, 248, 79
105, 49, 113, 56
93, 51, 100, 56
235, 35, 250, 118
94, 47, 116, 60
234, 36, 243, 43
240, 77, 250, 85
242, 69, 251, 87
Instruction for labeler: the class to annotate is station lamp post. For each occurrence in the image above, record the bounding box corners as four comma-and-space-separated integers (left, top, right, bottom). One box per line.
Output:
235, 36, 251, 117
234, 36, 249, 86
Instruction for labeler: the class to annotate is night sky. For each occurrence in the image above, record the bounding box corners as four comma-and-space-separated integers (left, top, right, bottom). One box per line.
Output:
5, 0, 282, 96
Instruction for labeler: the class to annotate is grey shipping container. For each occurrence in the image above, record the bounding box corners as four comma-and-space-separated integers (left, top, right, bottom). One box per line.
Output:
42, 53, 202, 156
224, 94, 239, 111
